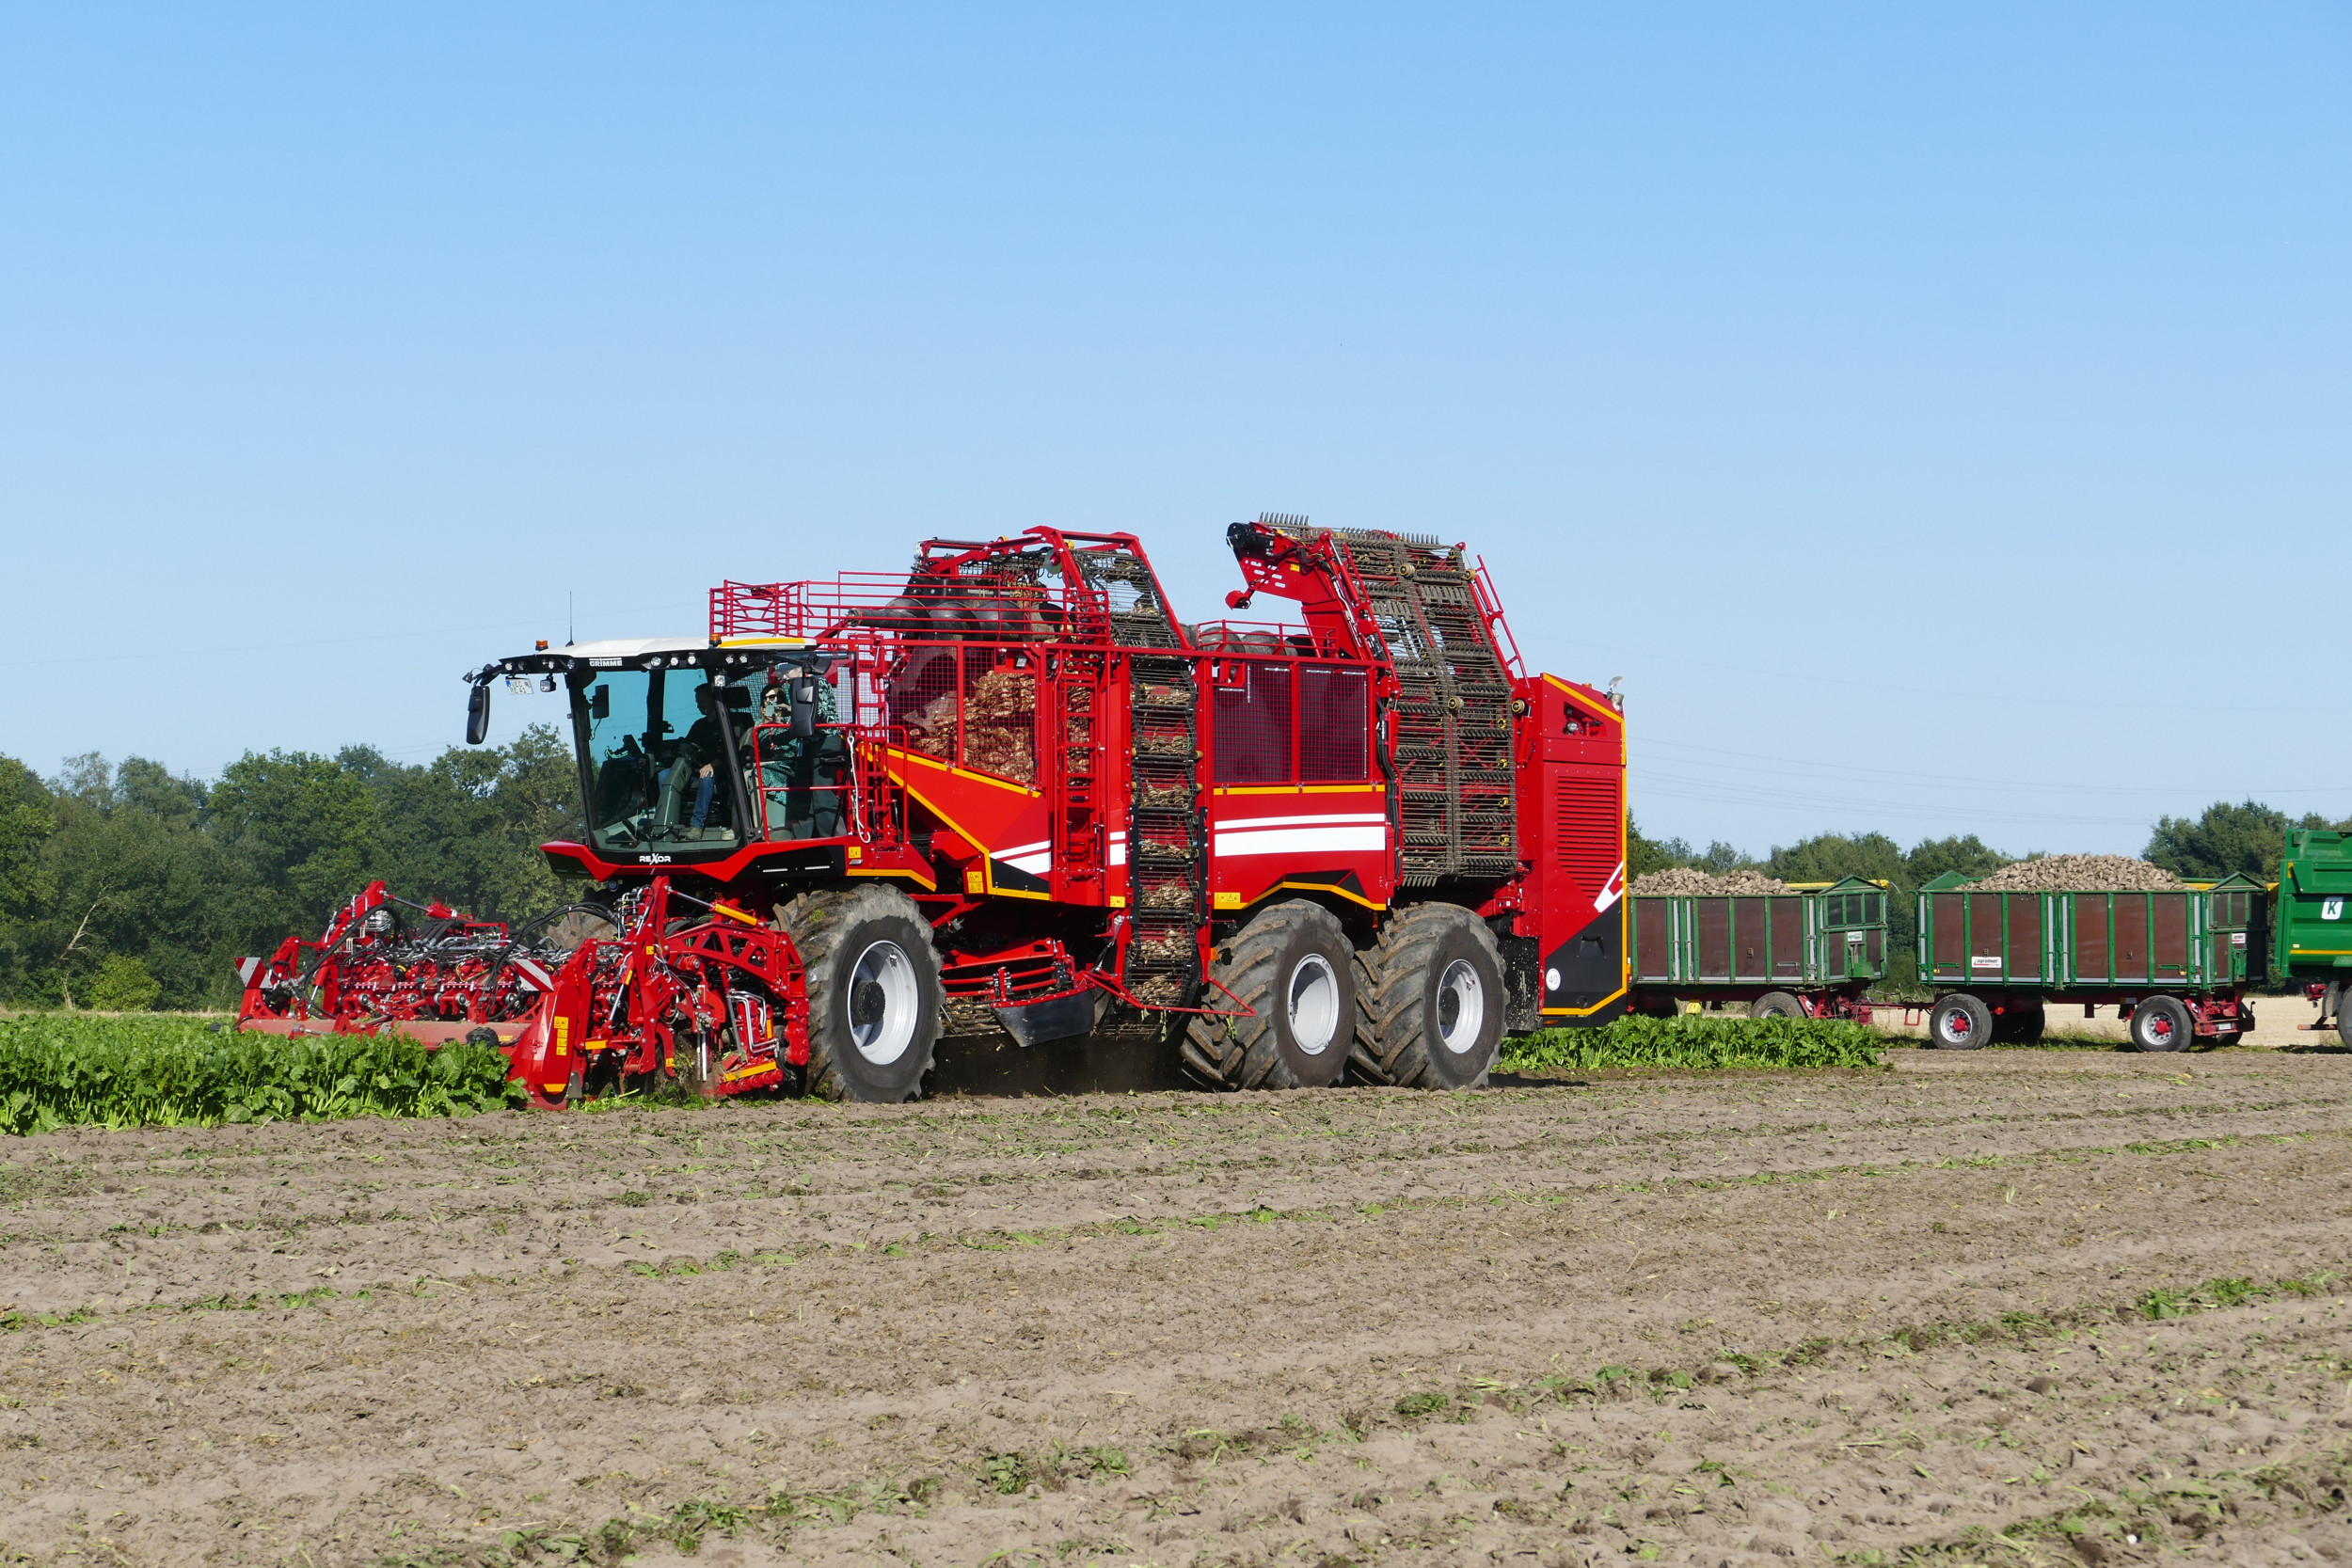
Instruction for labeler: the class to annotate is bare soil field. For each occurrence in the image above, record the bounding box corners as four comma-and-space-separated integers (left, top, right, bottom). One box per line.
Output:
2, 1047, 2348, 1567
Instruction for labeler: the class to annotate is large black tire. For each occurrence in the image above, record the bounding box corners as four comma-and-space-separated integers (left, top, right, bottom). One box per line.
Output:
2130, 995, 2192, 1053
1929, 993, 1992, 1050
776, 885, 944, 1101
1352, 903, 1505, 1090
1751, 991, 1805, 1022
1182, 900, 1356, 1090
538, 903, 620, 957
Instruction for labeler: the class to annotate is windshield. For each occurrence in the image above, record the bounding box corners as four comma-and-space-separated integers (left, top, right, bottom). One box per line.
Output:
570, 666, 755, 854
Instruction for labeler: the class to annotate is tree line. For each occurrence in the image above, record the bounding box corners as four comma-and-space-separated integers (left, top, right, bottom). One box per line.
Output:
0, 730, 581, 1010
1631, 800, 2350, 989
0, 721, 2340, 1012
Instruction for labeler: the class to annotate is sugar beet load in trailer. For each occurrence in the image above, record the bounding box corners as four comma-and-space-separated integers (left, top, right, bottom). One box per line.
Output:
464, 518, 1629, 1103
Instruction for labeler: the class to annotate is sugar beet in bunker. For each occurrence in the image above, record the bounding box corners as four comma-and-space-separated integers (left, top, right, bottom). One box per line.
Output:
466, 517, 1628, 1103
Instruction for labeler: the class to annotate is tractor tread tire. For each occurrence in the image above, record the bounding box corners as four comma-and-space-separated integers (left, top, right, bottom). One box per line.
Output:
1183, 901, 1355, 1091
775, 884, 944, 1102
1354, 903, 1504, 1090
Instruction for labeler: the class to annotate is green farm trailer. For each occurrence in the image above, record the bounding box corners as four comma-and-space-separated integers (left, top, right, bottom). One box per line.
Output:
2275, 828, 2352, 1046
1915, 873, 2265, 1052
1629, 876, 1890, 1020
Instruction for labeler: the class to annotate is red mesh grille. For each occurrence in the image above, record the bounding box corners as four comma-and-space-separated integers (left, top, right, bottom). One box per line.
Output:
1212, 663, 1293, 784
1298, 666, 1369, 782
1552, 771, 1619, 896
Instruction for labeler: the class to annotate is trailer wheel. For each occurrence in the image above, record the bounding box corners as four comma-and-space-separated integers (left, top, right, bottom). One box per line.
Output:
2130, 995, 2192, 1053
1929, 993, 1992, 1050
1181, 900, 1356, 1090
1351, 903, 1504, 1090
1751, 991, 1805, 1022
776, 885, 944, 1101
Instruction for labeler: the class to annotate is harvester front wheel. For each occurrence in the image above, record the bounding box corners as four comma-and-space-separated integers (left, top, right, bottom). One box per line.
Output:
1182, 900, 1356, 1090
1352, 903, 1503, 1090
777, 885, 944, 1102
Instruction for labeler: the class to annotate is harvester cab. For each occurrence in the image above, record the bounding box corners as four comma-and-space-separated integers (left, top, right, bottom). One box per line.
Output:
468, 636, 849, 879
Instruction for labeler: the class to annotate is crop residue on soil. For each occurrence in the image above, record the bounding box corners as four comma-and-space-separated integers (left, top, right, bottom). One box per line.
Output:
1, 1051, 2347, 1565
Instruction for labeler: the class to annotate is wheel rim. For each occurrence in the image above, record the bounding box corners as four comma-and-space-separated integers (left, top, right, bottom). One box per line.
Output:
847, 940, 920, 1066
1435, 959, 1486, 1055
1941, 1006, 1974, 1042
2148, 1012, 2174, 1045
1286, 953, 1340, 1056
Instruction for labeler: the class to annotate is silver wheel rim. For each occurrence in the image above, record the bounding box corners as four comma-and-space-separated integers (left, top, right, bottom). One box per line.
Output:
848, 940, 920, 1066
1436, 958, 1485, 1055
1942, 1006, 1972, 1042
1287, 953, 1340, 1056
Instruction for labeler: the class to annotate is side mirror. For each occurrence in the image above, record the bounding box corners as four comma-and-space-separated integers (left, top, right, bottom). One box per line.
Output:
466, 682, 491, 745
590, 684, 610, 721
791, 679, 817, 739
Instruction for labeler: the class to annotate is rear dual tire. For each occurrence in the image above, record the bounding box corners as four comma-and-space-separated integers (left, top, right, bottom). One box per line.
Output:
1352, 903, 1504, 1090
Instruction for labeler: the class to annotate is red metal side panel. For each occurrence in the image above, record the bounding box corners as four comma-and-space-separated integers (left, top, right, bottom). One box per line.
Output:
1732, 898, 1767, 980
2074, 896, 2109, 982
2010, 895, 2043, 981
2152, 894, 2189, 980
1768, 896, 1804, 979
1931, 894, 1964, 978
1696, 900, 1730, 978
2115, 897, 2149, 983
1207, 784, 1391, 912
1633, 899, 1671, 983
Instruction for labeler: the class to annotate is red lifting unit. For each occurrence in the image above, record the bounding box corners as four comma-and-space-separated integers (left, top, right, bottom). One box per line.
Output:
464, 517, 1627, 1103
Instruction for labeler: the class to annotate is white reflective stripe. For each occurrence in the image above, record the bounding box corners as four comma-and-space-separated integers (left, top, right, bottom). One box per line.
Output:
1215, 825, 1387, 857
511, 958, 555, 990
1216, 811, 1386, 830
1108, 831, 1127, 867
1593, 860, 1627, 915
1000, 850, 1052, 875
995, 837, 1050, 858
236, 958, 262, 986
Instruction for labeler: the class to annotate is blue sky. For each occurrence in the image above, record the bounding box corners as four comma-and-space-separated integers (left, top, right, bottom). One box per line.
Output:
4, 4, 2346, 857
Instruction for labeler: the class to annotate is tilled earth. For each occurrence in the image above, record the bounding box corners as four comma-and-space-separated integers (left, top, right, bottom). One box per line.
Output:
1, 1048, 2348, 1567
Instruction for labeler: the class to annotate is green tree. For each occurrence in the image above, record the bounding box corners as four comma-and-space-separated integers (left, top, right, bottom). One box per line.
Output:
1764, 832, 1906, 886
206, 750, 384, 958
2145, 800, 2344, 882
1628, 814, 1754, 878
1904, 834, 2013, 887
0, 758, 57, 1000
21, 757, 218, 1007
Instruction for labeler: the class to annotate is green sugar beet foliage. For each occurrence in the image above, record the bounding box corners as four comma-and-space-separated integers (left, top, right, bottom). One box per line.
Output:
1499, 1013, 1885, 1073
0, 1016, 524, 1134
